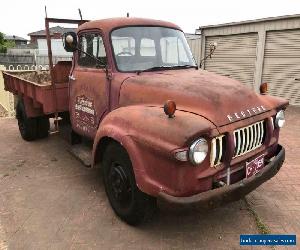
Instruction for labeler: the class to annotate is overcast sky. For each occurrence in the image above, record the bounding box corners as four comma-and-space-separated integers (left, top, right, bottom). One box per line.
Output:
1, 0, 300, 39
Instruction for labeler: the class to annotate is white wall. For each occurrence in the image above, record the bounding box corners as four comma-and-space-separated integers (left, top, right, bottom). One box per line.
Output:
37, 38, 72, 56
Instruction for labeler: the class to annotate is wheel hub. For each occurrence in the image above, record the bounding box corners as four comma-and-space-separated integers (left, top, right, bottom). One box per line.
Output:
109, 163, 132, 207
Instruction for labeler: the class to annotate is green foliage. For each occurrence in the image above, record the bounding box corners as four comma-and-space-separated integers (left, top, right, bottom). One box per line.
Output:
0, 32, 4, 43
0, 32, 15, 53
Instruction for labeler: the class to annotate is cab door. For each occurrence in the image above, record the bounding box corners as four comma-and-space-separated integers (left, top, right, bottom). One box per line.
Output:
69, 31, 108, 139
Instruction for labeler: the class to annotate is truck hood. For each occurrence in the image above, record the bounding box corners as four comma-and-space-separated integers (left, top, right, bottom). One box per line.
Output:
119, 69, 273, 127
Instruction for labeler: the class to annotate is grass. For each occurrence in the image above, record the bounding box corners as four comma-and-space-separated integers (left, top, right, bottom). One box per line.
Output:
243, 198, 279, 249
243, 198, 271, 235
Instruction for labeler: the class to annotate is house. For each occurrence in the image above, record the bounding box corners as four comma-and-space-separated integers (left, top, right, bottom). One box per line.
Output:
28, 26, 76, 44
28, 26, 76, 57
4, 35, 27, 46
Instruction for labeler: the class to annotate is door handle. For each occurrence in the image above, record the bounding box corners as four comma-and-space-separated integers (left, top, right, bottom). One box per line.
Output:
69, 75, 76, 81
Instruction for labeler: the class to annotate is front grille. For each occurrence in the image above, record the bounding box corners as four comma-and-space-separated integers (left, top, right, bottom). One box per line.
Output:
233, 120, 266, 158
210, 120, 266, 167
210, 135, 225, 167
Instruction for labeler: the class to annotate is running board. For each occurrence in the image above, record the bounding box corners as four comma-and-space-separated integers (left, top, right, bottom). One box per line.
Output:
68, 144, 92, 167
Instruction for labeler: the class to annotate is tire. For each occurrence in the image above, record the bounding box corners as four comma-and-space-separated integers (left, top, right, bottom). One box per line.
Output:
16, 99, 38, 141
102, 142, 157, 225
37, 116, 50, 139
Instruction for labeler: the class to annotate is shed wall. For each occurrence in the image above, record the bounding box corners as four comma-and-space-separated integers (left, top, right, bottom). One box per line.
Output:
200, 15, 300, 106
187, 37, 201, 65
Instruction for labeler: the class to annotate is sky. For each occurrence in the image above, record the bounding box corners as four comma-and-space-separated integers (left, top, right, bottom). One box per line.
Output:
1, 0, 300, 39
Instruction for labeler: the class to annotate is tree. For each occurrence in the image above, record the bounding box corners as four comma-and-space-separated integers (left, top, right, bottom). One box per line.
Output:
0, 32, 15, 53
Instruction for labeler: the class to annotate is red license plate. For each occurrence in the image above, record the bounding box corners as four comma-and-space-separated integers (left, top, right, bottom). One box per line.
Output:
246, 154, 265, 178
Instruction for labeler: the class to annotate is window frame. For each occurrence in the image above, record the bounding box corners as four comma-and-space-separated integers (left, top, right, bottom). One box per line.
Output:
76, 30, 108, 70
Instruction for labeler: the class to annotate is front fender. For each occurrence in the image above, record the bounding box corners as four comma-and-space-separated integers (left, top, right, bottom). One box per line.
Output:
92, 105, 217, 196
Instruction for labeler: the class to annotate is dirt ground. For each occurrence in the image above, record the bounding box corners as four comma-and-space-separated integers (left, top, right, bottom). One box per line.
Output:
0, 107, 299, 250
0, 105, 8, 118
12, 71, 51, 85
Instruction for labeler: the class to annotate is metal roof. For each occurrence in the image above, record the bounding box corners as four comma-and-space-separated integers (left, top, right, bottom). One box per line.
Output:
78, 17, 181, 33
185, 33, 201, 39
199, 13, 300, 29
4, 35, 27, 41
28, 26, 77, 36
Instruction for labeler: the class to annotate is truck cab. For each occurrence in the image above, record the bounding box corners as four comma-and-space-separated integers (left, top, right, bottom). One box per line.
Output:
67, 18, 197, 139
4, 17, 288, 225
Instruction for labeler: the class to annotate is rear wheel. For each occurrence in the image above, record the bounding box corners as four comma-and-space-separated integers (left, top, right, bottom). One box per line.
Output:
37, 116, 49, 139
16, 99, 38, 141
102, 142, 157, 225
16, 99, 49, 141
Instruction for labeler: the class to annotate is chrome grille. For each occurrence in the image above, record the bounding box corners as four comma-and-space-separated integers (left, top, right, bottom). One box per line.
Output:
210, 120, 266, 167
210, 135, 225, 167
233, 120, 266, 158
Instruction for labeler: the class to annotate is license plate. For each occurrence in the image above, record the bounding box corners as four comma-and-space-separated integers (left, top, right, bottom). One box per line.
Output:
246, 154, 265, 178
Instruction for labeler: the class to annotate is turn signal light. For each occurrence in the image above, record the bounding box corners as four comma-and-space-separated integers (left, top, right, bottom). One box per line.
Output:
164, 100, 176, 118
174, 150, 188, 161
260, 82, 268, 95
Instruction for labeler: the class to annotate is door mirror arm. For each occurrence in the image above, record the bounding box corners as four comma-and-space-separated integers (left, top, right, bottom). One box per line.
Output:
79, 48, 110, 79
63, 32, 106, 66
199, 42, 217, 68
63, 32, 109, 78
77, 48, 104, 65
75, 46, 109, 74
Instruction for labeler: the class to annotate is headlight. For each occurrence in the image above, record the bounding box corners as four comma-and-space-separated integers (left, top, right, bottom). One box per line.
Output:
275, 110, 285, 128
189, 138, 208, 165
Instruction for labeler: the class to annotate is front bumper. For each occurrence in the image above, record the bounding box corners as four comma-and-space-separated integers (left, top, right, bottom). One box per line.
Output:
158, 144, 285, 210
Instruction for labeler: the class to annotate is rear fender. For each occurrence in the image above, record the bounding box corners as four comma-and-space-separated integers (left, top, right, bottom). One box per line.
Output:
22, 96, 44, 118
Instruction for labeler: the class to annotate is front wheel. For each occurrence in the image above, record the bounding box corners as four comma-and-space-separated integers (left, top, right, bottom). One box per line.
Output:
102, 142, 157, 225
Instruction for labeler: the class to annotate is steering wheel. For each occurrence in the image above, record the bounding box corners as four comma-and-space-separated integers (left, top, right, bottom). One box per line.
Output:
116, 51, 133, 56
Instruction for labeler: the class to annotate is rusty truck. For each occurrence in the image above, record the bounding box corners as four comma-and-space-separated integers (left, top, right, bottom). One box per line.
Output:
2, 16, 288, 225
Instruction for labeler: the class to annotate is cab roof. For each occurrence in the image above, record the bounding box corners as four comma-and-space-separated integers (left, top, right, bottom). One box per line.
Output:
77, 17, 182, 33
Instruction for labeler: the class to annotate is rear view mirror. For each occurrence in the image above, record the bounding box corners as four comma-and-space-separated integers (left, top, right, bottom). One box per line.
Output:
62, 32, 78, 52
209, 42, 217, 58
199, 42, 218, 67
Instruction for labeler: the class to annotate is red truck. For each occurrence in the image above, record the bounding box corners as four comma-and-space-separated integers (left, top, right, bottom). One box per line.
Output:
3, 16, 288, 225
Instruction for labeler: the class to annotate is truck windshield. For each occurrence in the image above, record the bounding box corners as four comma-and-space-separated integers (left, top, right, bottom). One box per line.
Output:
111, 27, 196, 72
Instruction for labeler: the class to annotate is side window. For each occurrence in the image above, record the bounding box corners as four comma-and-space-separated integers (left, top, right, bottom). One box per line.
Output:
78, 33, 107, 68
112, 36, 135, 56
140, 38, 156, 56
160, 37, 189, 64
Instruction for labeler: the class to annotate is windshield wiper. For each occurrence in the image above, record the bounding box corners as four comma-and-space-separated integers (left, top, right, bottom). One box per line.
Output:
137, 65, 170, 74
137, 64, 198, 74
169, 65, 198, 69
